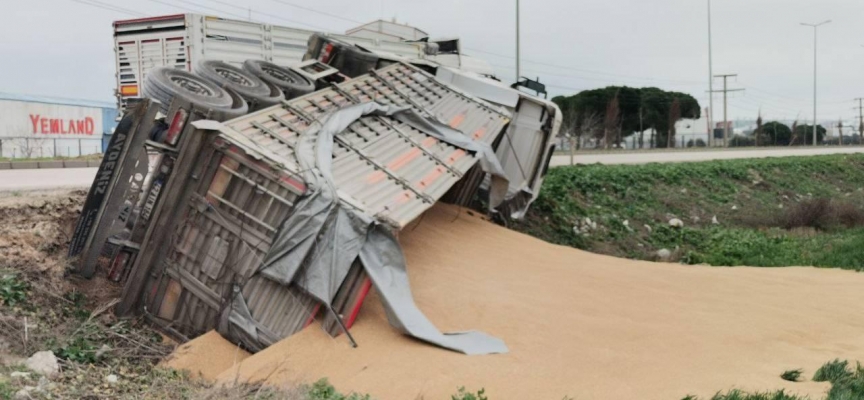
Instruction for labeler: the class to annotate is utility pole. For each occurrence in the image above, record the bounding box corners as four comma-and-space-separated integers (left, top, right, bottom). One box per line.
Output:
801, 20, 831, 146
707, 0, 715, 147
710, 74, 744, 147
515, 0, 520, 83
855, 98, 864, 144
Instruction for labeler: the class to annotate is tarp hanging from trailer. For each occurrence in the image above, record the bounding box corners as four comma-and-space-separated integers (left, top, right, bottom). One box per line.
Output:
220, 102, 508, 355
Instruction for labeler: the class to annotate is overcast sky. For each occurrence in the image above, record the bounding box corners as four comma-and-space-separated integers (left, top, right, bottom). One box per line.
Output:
2, 0, 862, 123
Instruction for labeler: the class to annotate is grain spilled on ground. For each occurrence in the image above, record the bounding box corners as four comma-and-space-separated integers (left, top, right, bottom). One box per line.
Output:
172, 204, 864, 399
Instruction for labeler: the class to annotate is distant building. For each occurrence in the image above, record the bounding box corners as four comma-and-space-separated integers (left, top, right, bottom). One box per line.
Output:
0, 92, 117, 158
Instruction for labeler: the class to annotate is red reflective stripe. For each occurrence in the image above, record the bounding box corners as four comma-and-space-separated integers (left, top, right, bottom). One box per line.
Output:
449, 113, 466, 128
472, 127, 487, 140
417, 166, 445, 189
387, 148, 422, 171
366, 170, 386, 184
113, 14, 184, 27
303, 304, 321, 328
280, 176, 307, 193
392, 190, 413, 205
421, 137, 438, 147
446, 149, 467, 165
344, 279, 372, 329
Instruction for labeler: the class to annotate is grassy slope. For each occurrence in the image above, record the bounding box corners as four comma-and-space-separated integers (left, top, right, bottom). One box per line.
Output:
516, 154, 864, 270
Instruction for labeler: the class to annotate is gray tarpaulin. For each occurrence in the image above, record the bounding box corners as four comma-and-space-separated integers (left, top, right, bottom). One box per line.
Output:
222, 102, 508, 355
360, 226, 508, 355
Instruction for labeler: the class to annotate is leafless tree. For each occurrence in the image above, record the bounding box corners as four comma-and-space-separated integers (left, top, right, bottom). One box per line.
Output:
13, 138, 48, 159
603, 92, 621, 150
560, 106, 580, 151
667, 98, 681, 148
755, 111, 763, 147
790, 119, 799, 146
837, 119, 844, 145
859, 120, 863, 143
580, 112, 603, 149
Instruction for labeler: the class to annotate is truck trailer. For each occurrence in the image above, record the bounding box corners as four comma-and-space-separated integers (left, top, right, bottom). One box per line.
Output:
69, 13, 562, 355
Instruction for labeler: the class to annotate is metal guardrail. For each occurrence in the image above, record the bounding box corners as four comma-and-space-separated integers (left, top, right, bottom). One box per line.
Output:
556, 133, 864, 152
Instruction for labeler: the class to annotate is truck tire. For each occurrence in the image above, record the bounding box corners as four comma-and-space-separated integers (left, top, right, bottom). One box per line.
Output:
141, 67, 247, 120
243, 59, 315, 100
195, 60, 282, 111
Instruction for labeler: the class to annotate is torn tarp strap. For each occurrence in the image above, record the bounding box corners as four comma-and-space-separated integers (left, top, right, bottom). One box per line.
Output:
259, 190, 335, 285
218, 289, 264, 353
290, 206, 371, 302
359, 225, 509, 355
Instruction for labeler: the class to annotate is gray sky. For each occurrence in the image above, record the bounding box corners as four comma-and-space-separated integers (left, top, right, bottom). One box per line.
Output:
2, 0, 862, 123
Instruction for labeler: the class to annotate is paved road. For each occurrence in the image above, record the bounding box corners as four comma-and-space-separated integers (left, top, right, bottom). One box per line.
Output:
0, 168, 97, 191
2, 147, 864, 191
550, 146, 864, 166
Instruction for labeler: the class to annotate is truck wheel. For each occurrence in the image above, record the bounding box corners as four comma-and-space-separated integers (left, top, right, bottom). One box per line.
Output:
195, 60, 282, 111
243, 59, 315, 100
141, 67, 247, 120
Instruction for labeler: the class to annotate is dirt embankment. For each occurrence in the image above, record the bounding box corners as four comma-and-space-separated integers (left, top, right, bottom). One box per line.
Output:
0, 190, 119, 311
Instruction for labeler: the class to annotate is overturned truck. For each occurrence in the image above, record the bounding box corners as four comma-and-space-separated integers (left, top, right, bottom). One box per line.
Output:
70, 35, 558, 355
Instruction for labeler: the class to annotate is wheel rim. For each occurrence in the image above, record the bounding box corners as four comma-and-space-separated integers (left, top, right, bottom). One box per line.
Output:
170, 75, 216, 97
262, 65, 304, 85
215, 67, 255, 87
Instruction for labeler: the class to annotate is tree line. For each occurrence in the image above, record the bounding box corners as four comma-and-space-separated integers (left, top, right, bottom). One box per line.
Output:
552, 86, 701, 149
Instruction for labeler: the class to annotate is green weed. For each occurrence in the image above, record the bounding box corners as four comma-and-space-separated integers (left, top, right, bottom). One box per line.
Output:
0, 272, 28, 307
452, 387, 488, 400
813, 359, 852, 383
686, 360, 864, 400
306, 378, 372, 400
781, 369, 803, 382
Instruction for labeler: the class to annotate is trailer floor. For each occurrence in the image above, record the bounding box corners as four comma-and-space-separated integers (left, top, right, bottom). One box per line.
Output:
190, 204, 864, 400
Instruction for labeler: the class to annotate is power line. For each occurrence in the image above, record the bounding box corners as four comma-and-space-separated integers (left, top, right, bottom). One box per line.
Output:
70, 0, 146, 16
194, 0, 331, 30
491, 63, 706, 89
175, 0, 250, 20
471, 47, 705, 85
268, 0, 363, 25
739, 82, 852, 106
143, 0, 208, 15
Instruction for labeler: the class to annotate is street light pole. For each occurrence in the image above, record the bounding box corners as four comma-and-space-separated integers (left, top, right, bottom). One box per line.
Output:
801, 20, 831, 146
707, 0, 714, 147
516, 0, 520, 83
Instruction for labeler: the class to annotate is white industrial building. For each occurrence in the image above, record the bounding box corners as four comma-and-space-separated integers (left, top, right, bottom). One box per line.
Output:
0, 93, 117, 159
